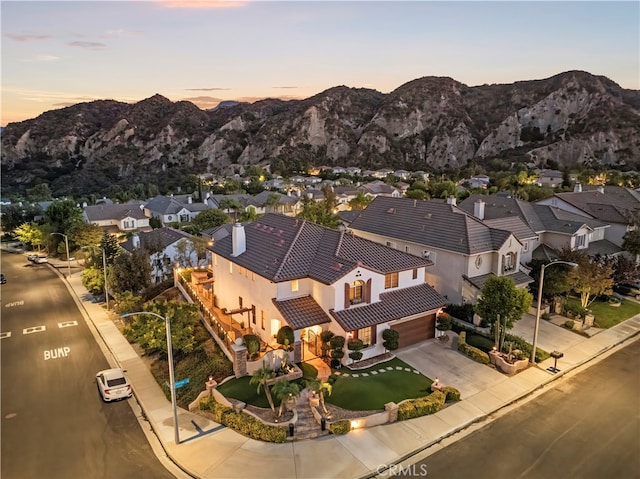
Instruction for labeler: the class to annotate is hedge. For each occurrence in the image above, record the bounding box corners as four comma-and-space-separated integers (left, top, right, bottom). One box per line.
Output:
328, 419, 351, 435
398, 390, 446, 421
458, 332, 490, 365
440, 386, 461, 402
199, 397, 287, 443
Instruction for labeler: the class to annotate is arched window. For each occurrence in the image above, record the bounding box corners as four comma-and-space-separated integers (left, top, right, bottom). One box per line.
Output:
350, 280, 364, 304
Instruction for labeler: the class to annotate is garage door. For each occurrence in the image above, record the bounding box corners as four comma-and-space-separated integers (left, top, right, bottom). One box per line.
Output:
391, 313, 436, 348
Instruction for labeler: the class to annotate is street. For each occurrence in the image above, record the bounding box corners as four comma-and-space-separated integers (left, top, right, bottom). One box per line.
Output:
0, 252, 174, 479
401, 339, 640, 479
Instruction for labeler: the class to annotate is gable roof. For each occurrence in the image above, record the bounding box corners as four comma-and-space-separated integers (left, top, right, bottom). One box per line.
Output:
120, 227, 194, 253
145, 195, 209, 215
459, 194, 545, 232
551, 186, 640, 224
349, 196, 515, 255
211, 213, 431, 285
273, 296, 333, 330
84, 202, 148, 222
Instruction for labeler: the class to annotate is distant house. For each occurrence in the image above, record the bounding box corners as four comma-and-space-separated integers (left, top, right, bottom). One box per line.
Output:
332, 186, 360, 211
144, 194, 210, 226
209, 214, 447, 359
121, 227, 205, 283
83, 202, 151, 235
348, 196, 533, 304
461, 175, 490, 189
358, 181, 401, 198
244, 191, 302, 217
536, 184, 640, 247
533, 169, 564, 188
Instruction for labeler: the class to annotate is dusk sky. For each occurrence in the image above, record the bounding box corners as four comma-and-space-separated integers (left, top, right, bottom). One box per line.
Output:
1, 1, 638, 126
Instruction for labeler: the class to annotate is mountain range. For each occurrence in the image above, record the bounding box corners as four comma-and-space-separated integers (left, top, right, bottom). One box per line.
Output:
1, 70, 638, 198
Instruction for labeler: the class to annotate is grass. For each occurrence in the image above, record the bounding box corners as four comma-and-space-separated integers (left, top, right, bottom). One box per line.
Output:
326, 358, 432, 411
564, 296, 640, 329
299, 362, 318, 380
218, 358, 432, 411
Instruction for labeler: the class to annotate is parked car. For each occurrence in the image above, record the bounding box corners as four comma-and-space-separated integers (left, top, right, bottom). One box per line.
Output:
34, 256, 48, 264
0, 273, 6, 284
613, 282, 640, 300
96, 368, 133, 402
27, 254, 38, 262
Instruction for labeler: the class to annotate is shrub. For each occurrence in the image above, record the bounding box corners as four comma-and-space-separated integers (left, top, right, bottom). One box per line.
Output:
445, 303, 475, 322
504, 333, 550, 362
565, 320, 575, 330
199, 397, 287, 443
541, 312, 551, 320
457, 332, 490, 365
276, 326, 294, 350
440, 386, 461, 402
243, 334, 261, 359
320, 330, 334, 357
436, 313, 452, 331
382, 328, 399, 351
397, 390, 446, 421
330, 335, 346, 363
328, 419, 351, 435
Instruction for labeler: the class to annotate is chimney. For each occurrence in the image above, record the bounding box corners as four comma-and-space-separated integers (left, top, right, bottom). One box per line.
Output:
231, 223, 246, 257
188, 196, 192, 204
574, 182, 582, 193
132, 234, 140, 249
596, 185, 604, 194
447, 195, 457, 206
474, 199, 485, 220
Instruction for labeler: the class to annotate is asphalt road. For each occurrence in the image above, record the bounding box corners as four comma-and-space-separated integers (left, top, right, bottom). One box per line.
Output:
0, 251, 175, 479
402, 339, 640, 479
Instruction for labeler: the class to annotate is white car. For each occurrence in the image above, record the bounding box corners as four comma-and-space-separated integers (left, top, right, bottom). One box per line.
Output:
96, 368, 133, 402
34, 256, 48, 264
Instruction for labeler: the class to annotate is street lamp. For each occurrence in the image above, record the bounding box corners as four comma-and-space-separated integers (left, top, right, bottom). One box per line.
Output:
102, 248, 109, 311
50, 232, 71, 278
121, 311, 180, 445
530, 260, 578, 364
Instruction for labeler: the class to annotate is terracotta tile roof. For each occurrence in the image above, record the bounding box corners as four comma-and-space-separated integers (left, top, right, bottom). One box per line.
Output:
212, 214, 431, 284
272, 296, 333, 330
120, 227, 194, 252
554, 186, 640, 223
84, 202, 148, 222
329, 283, 446, 331
462, 271, 533, 291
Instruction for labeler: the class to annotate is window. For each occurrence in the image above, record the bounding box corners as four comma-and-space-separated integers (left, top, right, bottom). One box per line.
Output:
386, 241, 396, 249
576, 234, 586, 248
357, 327, 373, 347
503, 252, 516, 272
238, 266, 243, 275
252, 272, 255, 281
412, 268, 418, 280
523, 242, 529, 252
229, 262, 233, 274
405, 246, 410, 253
385, 272, 399, 289
291, 279, 299, 292
179, 214, 189, 222
350, 280, 364, 304
261, 310, 265, 330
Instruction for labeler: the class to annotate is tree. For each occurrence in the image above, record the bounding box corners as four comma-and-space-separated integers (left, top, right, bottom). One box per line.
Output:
250, 365, 276, 413
329, 335, 345, 367
68, 222, 103, 252
26, 183, 53, 201
348, 191, 372, 210
566, 255, 614, 309
173, 238, 203, 268
622, 230, 640, 259
297, 191, 341, 229
81, 266, 105, 295
475, 276, 532, 352
12, 223, 45, 250
113, 291, 144, 315
276, 326, 294, 350
528, 259, 571, 300
271, 380, 301, 418
218, 198, 245, 222
347, 338, 364, 363
306, 378, 332, 414
382, 328, 399, 352
192, 208, 231, 231
110, 248, 152, 294
0, 204, 41, 232
44, 198, 83, 233
265, 193, 282, 214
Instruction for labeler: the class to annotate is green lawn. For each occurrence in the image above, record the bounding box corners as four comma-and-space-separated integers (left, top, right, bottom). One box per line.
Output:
326, 358, 432, 411
565, 297, 640, 329
218, 358, 432, 411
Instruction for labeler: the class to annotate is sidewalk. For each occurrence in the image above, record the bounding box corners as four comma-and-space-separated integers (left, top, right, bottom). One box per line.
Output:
53, 262, 640, 479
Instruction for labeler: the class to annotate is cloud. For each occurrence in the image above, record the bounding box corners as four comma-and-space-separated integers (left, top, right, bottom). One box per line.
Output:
5, 33, 52, 42
20, 54, 60, 63
272, 86, 299, 90
67, 41, 106, 50
155, 0, 246, 8
185, 87, 231, 91
104, 29, 141, 37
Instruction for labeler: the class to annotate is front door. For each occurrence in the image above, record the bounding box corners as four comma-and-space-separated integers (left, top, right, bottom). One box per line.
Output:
308, 329, 321, 356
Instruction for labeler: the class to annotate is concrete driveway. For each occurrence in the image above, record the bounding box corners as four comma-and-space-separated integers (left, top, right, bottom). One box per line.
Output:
511, 313, 587, 354
396, 336, 505, 399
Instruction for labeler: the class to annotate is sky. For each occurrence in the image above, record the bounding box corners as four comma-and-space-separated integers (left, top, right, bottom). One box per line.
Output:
1, 1, 638, 126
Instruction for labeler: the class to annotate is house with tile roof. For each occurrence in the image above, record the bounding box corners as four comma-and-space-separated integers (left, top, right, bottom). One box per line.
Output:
209, 214, 447, 362
536, 184, 640, 247
83, 202, 151, 235
244, 191, 302, 217
459, 194, 620, 263
358, 180, 401, 198
348, 196, 533, 305
144, 194, 210, 226
121, 227, 206, 283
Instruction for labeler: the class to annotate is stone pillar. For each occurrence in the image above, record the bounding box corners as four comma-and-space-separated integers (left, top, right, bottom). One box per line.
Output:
293, 341, 302, 364
232, 341, 247, 378
206, 376, 218, 397
385, 402, 398, 423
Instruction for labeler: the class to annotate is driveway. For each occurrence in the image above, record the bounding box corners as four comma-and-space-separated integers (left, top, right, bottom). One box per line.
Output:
396, 336, 505, 399
510, 313, 586, 354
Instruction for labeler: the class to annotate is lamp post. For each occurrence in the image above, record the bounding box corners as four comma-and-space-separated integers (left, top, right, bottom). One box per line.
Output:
50, 232, 71, 278
102, 248, 109, 311
121, 311, 180, 445
530, 260, 578, 364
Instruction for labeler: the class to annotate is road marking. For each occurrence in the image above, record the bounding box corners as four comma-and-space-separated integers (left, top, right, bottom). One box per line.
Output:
5, 301, 24, 308
23, 325, 46, 335
44, 347, 71, 360
58, 321, 78, 328
0, 332, 11, 339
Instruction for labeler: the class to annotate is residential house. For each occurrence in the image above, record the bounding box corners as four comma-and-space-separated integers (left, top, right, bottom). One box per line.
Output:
244, 191, 302, 217
209, 214, 447, 362
144, 194, 210, 226
121, 227, 205, 283
461, 175, 491, 189
536, 184, 640, 247
83, 202, 151, 235
348, 196, 533, 305
459, 193, 620, 263
534, 169, 564, 188
358, 180, 401, 198
332, 186, 360, 211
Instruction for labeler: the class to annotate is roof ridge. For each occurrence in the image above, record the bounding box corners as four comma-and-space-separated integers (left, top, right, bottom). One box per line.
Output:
273, 217, 307, 279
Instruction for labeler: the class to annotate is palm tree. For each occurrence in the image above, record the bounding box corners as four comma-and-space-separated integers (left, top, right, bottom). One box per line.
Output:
306, 378, 332, 414
249, 365, 276, 412
271, 380, 301, 418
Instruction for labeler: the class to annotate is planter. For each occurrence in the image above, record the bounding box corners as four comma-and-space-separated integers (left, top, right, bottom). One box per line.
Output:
489, 350, 529, 375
